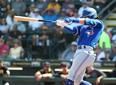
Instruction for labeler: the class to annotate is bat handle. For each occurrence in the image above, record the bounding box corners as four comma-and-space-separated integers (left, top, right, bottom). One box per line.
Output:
38, 20, 57, 23
52, 21, 57, 23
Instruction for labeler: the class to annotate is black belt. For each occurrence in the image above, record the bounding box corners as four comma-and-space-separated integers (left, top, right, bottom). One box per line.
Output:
77, 45, 93, 49
78, 45, 86, 49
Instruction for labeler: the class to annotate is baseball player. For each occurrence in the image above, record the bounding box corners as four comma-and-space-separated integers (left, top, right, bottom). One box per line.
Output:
56, 7, 104, 85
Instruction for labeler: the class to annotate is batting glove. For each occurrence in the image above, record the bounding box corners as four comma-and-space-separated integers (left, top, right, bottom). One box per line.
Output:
56, 20, 68, 28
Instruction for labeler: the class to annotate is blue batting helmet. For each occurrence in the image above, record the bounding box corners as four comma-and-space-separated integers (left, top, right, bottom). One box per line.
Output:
82, 8, 97, 18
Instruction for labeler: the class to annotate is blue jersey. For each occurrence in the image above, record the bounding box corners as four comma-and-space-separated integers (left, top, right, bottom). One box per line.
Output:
64, 18, 104, 48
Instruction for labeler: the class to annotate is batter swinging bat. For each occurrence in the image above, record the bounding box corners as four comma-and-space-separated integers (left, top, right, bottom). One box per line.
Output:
14, 16, 56, 23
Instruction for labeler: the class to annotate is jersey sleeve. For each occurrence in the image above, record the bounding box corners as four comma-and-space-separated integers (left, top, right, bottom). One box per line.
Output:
64, 25, 81, 35
70, 18, 103, 28
85, 18, 102, 27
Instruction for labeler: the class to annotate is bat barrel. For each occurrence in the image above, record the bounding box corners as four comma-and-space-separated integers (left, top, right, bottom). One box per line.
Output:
14, 16, 56, 23
14, 16, 38, 22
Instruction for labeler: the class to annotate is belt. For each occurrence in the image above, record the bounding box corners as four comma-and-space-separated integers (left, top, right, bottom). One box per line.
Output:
77, 45, 93, 50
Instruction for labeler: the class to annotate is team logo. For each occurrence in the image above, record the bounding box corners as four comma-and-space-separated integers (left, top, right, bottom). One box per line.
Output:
85, 30, 94, 37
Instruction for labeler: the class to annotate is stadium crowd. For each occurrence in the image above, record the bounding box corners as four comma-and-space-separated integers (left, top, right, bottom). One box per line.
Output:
0, 0, 116, 62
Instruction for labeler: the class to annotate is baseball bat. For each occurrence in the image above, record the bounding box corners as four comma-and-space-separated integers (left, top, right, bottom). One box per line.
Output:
14, 16, 56, 23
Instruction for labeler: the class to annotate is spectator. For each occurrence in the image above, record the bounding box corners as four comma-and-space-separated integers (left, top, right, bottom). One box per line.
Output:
95, 0, 106, 9
59, 11, 68, 20
8, 24, 22, 40
103, 48, 111, 61
94, 45, 105, 61
104, 27, 112, 40
109, 41, 116, 61
35, 0, 48, 13
108, 68, 116, 85
29, 8, 44, 31
84, 65, 106, 85
51, 26, 66, 59
36, 26, 50, 46
87, 0, 94, 7
0, 50, 12, 61
19, 50, 27, 60
110, 27, 116, 36
46, 0, 61, 13
6, 10, 14, 27
32, 26, 50, 58
109, 68, 116, 77
0, 37, 9, 56
65, 8, 75, 17
99, 31, 111, 50
35, 62, 54, 85
80, 0, 94, 7
10, 21, 26, 34
0, 0, 7, 18
56, 62, 69, 85
6, 4, 12, 12
112, 34, 116, 42
17, 21, 26, 34
61, 0, 75, 13
78, 2, 90, 17
61, 41, 77, 61
72, 10, 78, 18
32, 34, 42, 46
56, 62, 69, 79
0, 31, 4, 37
96, 48, 111, 61
12, 0, 26, 15
9, 39, 24, 60
62, 0, 75, 17
43, 9, 58, 27
0, 18, 9, 40
0, 18, 9, 32
28, 3, 36, 17
0, 60, 10, 85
